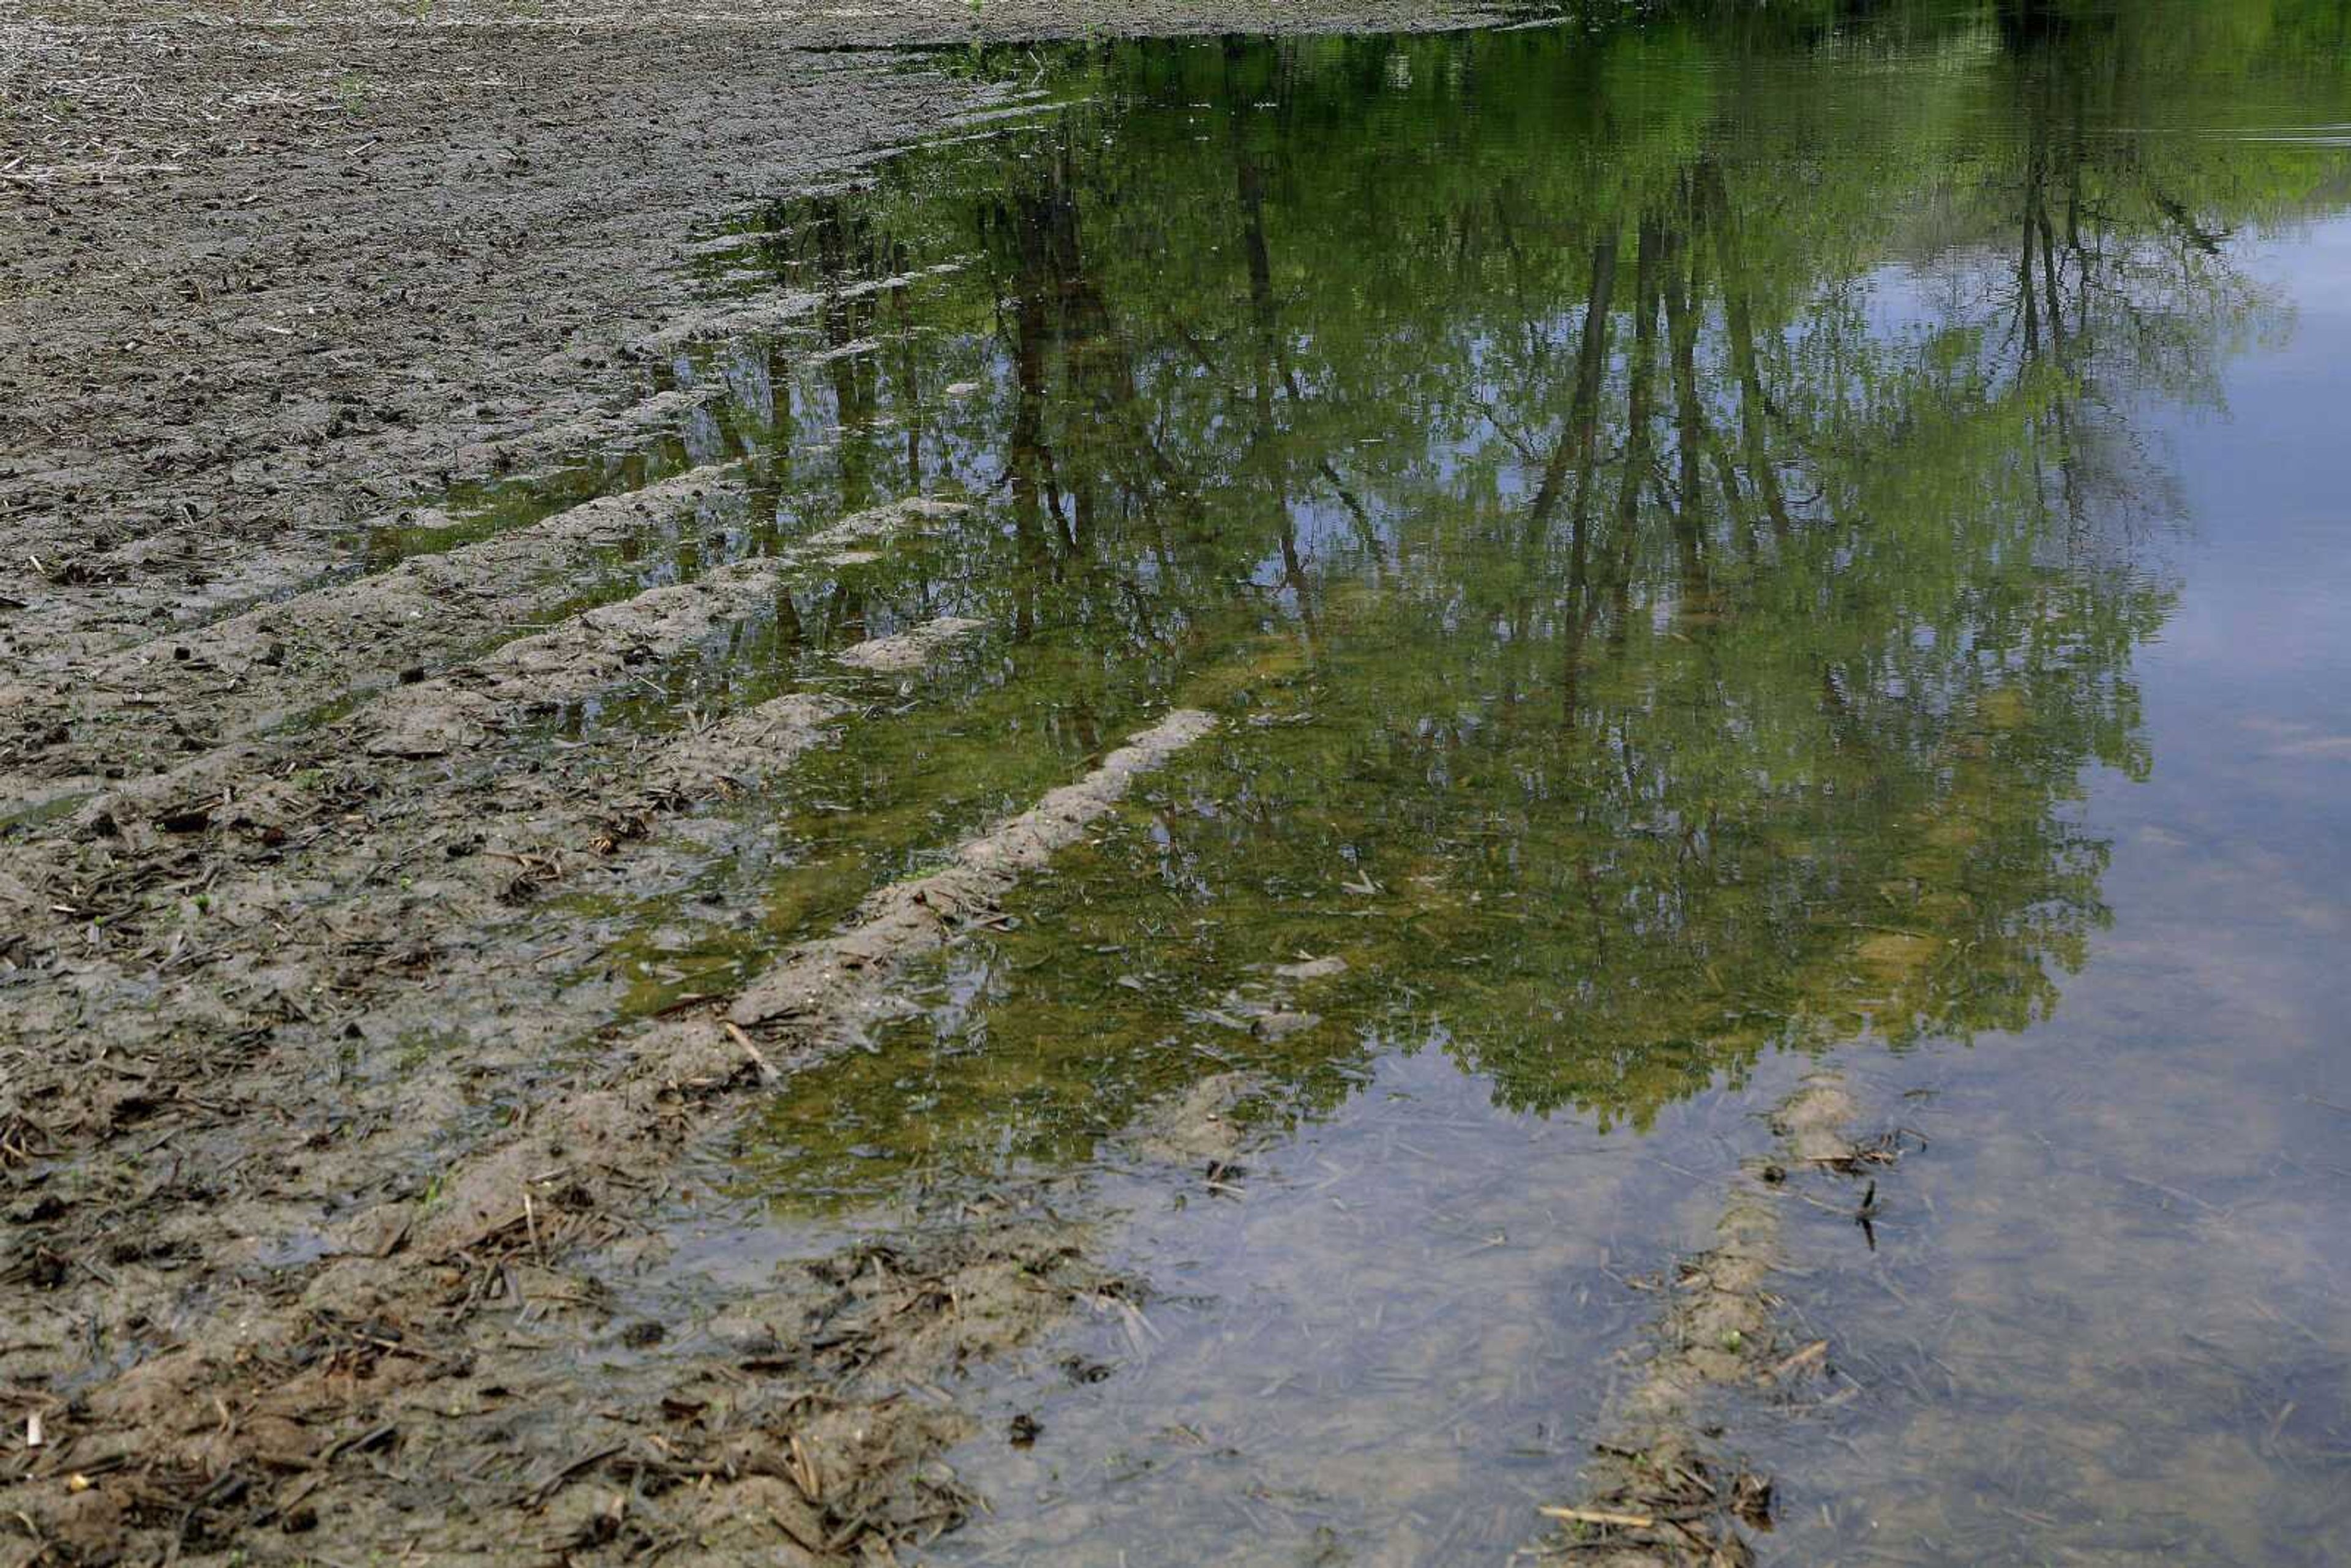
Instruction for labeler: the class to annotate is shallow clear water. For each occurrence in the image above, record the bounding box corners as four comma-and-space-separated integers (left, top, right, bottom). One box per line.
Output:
588, 4, 2351, 1561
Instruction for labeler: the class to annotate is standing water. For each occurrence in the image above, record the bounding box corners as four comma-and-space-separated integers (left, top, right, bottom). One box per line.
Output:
593, 3, 2351, 1562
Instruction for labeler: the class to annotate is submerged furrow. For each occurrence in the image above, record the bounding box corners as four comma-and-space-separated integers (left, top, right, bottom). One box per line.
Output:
0, 227, 966, 681
631, 261, 963, 354
404, 708, 1218, 1256
1527, 1075, 1872, 1567
358, 495, 966, 760
1, 491, 957, 869
0, 377, 722, 675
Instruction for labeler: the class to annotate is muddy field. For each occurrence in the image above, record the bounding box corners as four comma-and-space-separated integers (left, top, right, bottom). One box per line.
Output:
2, 4, 1505, 1561
10, 2, 2351, 1564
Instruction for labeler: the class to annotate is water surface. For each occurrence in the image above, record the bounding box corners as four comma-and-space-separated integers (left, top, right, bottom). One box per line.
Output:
593, 4, 2351, 1561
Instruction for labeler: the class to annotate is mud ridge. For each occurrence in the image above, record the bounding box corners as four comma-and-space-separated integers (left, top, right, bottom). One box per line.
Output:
0, 463, 748, 808
417, 707, 1220, 1256
632, 260, 966, 354
1530, 1073, 1911, 1566
0, 599, 988, 1392
0, 383, 740, 673
0, 609, 986, 1204
0, 708, 1215, 1562
0, 624, 988, 1489
357, 495, 969, 760
1, 492, 959, 880
833, 615, 989, 673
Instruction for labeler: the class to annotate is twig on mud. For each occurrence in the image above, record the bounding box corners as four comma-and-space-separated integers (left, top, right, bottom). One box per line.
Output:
1764, 1340, 1829, 1383
787, 1432, 821, 1502
2117, 1171, 2226, 1215
171, 1467, 252, 1552
320, 1424, 398, 1466
1539, 1505, 1655, 1530
8, 1508, 46, 1553
722, 1020, 780, 1084
519, 1442, 626, 1508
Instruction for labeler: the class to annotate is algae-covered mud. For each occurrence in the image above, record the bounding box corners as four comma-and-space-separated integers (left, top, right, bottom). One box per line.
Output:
7, 0, 2351, 1562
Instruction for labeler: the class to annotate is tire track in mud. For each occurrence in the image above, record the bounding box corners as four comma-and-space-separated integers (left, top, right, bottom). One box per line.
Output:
0, 708, 1218, 1564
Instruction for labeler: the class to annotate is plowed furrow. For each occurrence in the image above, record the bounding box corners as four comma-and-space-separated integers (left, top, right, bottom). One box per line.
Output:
0, 383, 739, 670
0, 463, 748, 812
0, 711, 1215, 1563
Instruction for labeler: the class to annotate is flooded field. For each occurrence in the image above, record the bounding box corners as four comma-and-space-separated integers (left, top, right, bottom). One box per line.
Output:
5, 0, 2350, 1562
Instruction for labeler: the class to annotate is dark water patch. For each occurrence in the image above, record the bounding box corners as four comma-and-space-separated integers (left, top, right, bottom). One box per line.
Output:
364, 442, 691, 568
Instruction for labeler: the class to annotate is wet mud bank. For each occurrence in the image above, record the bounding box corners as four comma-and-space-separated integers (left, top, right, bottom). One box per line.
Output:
1, 0, 1497, 676
1, 711, 1218, 1562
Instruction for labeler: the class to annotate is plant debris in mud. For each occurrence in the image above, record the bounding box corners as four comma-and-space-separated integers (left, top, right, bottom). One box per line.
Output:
1533, 1077, 1920, 1566
0, 706, 1217, 1562
0, 1195, 1122, 1566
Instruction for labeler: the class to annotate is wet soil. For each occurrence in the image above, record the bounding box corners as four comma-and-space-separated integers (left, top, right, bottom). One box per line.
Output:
0, 692, 1217, 1561
1, 4, 1481, 1561
1, 0, 1494, 673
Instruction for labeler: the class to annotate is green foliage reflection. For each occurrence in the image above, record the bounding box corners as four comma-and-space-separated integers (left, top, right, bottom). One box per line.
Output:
718, 0, 2351, 1198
